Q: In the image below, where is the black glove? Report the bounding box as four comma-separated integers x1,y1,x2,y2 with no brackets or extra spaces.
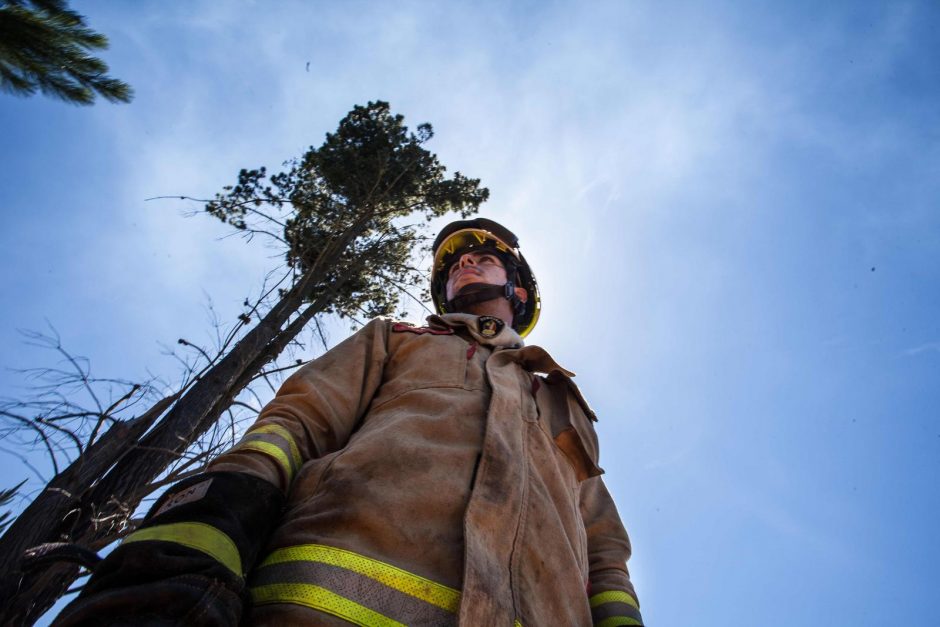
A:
53,471,284,626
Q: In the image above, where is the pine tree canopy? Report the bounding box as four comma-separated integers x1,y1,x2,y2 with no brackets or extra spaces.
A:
0,0,132,105
206,100,490,322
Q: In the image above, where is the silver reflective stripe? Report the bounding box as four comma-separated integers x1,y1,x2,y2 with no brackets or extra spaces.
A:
231,424,301,482
250,544,458,627
590,590,643,626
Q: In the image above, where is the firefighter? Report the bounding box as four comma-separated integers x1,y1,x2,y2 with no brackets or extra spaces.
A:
56,218,643,626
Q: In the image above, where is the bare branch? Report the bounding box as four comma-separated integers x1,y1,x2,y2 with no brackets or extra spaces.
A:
0,410,62,474
250,361,306,382
146,195,290,228
88,384,141,447
376,270,435,315
313,317,329,352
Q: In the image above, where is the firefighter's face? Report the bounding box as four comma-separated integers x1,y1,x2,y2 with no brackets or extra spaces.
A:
445,251,508,300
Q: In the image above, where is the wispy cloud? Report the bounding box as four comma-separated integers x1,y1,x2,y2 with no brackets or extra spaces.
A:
903,341,940,356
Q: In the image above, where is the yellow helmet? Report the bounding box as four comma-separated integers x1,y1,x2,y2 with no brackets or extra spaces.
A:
430,218,541,338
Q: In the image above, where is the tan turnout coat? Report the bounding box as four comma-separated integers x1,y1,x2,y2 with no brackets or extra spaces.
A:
210,313,641,626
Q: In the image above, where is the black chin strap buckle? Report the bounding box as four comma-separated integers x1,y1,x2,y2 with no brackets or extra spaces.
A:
445,282,515,315
504,281,525,320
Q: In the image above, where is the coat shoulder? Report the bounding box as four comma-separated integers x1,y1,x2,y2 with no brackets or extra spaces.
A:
389,320,455,336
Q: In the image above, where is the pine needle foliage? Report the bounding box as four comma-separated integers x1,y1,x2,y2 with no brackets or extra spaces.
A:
206,100,489,321
0,0,132,105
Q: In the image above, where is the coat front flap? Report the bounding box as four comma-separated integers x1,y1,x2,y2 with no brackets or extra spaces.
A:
544,370,603,478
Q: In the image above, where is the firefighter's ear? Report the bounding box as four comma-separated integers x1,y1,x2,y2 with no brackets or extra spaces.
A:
515,286,528,304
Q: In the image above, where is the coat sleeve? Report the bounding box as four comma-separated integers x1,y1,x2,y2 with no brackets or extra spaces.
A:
581,476,644,626
544,371,644,625
208,317,390,493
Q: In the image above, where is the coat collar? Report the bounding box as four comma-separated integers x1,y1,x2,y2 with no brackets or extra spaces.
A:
426,314,576,379
427,313,523,349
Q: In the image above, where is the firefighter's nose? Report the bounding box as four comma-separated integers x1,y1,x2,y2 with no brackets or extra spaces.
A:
458,253,476,268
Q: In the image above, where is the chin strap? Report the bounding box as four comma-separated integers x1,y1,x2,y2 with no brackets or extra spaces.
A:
445,282,525,321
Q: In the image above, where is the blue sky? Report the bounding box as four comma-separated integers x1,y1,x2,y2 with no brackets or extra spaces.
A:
2,1,939,625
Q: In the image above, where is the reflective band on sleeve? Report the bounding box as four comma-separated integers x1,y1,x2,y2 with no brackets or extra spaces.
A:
252,583,405,627
237,441,297,482
596,617,643,627
260,544,461,611
590,590,643,626
122,521,242,576
590,590,639,609
232,424,302,483
249,424,302,467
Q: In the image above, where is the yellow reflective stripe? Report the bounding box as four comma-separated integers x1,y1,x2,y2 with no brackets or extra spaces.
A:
252,583,405,627
237,441,296,482
514,620,523,627
123,521,242,576
261,544,460,611
249,424,302,468
590,590,639,609
596,617,642,627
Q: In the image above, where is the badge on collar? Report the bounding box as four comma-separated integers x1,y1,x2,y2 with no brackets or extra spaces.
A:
477,316,504,338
